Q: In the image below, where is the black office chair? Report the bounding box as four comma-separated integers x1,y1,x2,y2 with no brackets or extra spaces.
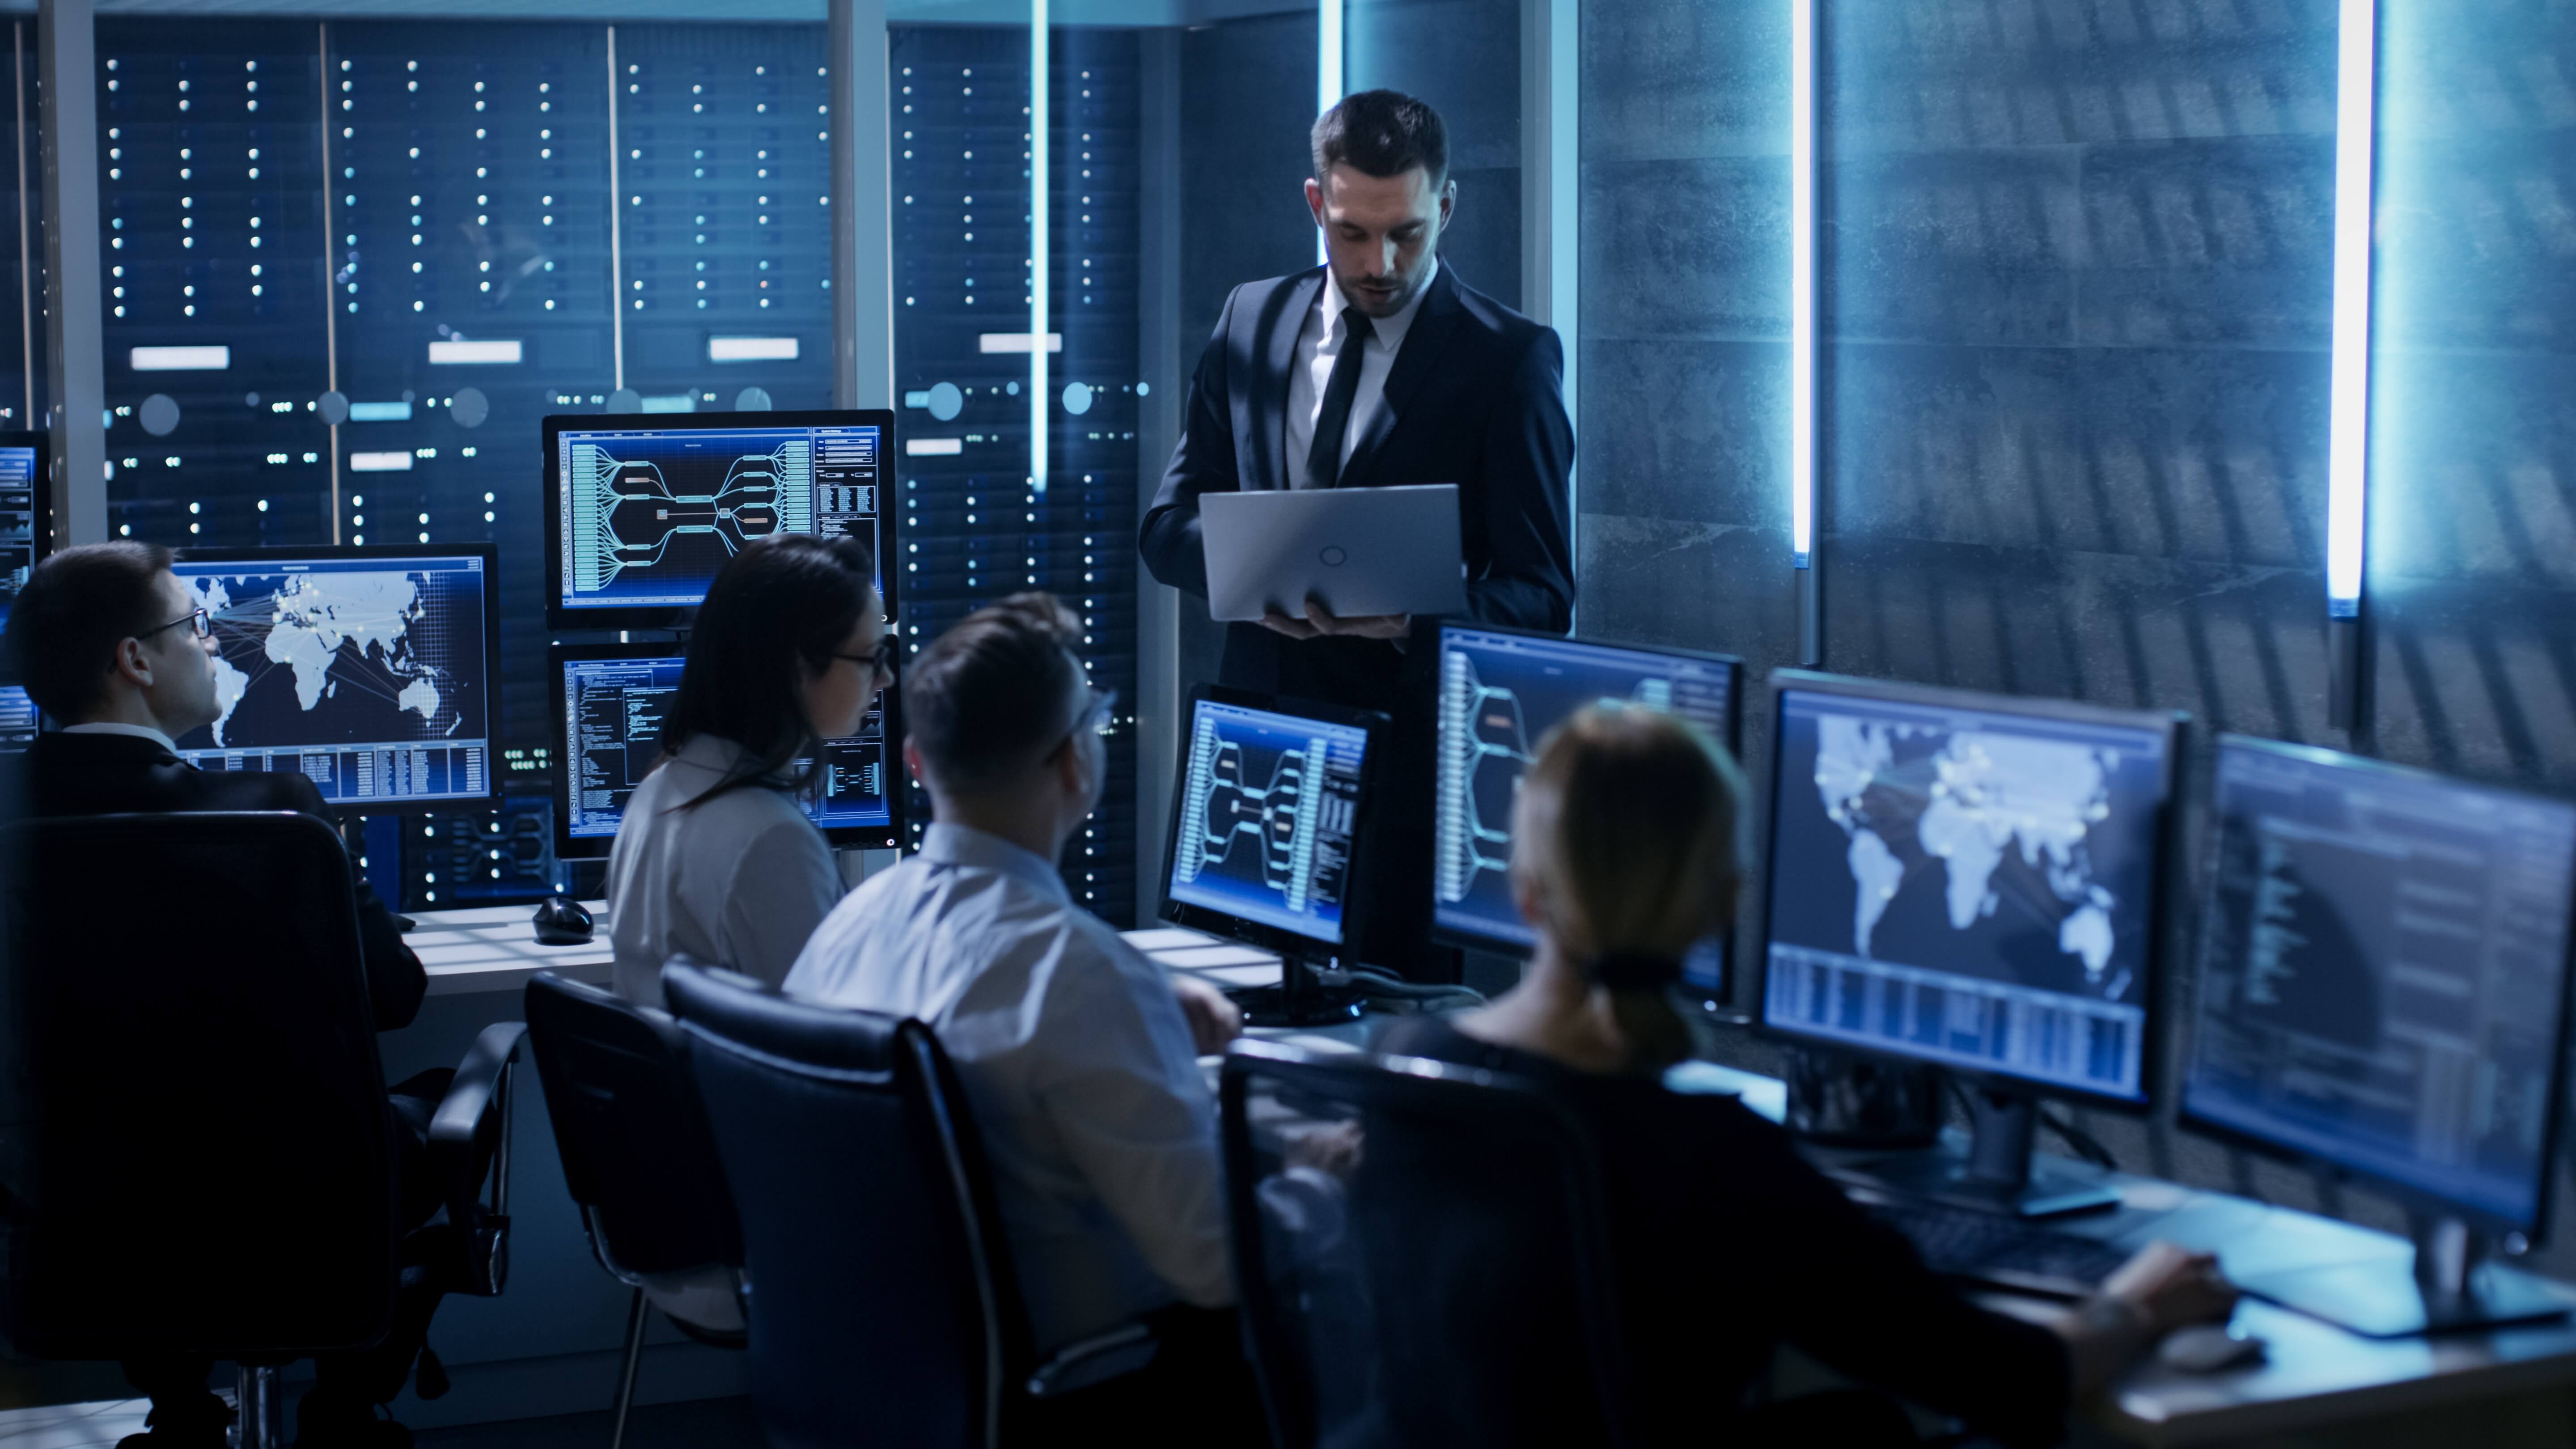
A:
523,969,747,1449
1218,1037,1639,1449
660,962,1164,1449
0,812,522,1448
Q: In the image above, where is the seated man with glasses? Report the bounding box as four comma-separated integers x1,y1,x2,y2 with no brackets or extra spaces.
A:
786,592,1260,1446
2,541,436,1448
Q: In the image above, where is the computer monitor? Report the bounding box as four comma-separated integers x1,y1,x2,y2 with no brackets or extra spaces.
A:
1758,669,2182,1216
2179,737,2576,1336
544,410,896,629
0,683,35,752
167,545,500,811
1432,623,1741,1002
550,641,903,860
1159,685,1383,1026
0,430,50,643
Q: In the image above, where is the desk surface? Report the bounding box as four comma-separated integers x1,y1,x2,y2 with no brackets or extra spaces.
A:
407,902,614,996
405,907,2576,1445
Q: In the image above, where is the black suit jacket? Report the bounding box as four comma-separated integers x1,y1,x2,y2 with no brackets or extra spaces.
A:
19,731,428,1032
1139,263,1575,719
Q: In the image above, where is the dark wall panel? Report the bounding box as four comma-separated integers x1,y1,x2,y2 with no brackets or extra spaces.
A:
1580,0,2576,1273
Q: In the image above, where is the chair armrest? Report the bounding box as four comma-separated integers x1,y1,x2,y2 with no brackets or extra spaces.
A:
1024,1320,1160,1399
429,1021,527,1296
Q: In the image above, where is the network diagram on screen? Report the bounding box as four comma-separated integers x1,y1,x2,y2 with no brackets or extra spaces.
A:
1169,699,1367,945
557,424,883,613
1763,690,2166,1098
167,555,493,806
2184,743,2576,1224
560,652,894,839
1433,628,1732,987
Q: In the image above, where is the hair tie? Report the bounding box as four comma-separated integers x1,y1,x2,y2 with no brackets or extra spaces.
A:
1590,952,1682,991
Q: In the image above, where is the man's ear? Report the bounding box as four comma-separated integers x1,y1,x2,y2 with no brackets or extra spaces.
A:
902,736,925,785
1439,178,1456,225
1305,174,1328,229
111,636,153,690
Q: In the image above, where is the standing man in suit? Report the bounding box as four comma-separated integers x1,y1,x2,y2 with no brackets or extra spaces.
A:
3,542,440,1448
1139,90,1574,975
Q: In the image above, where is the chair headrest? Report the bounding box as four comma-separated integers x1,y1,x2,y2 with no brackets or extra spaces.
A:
525,969,684,1053
661,959,907,1078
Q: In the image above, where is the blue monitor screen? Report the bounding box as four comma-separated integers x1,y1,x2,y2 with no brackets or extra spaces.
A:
1761,687,2169,1102
2183,741,2576,1228
559,652,894,843
0,445,39,636
1168,698,1368,947
555,422,884,614
0,683,34,752
167,553,493,806
1434,626,1734,992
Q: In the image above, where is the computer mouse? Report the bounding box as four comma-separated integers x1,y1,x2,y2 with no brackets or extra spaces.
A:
2157,1324,2266,1375
531,896,595,946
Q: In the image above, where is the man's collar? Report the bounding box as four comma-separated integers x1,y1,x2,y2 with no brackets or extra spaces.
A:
1319,255,1439,349
59,720,182,754
919,822,1070,900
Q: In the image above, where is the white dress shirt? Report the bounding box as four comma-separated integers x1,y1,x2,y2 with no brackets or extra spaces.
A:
1284,256,1438,488
784,823,1232,1352
605,733,843,1006
60,721,181,752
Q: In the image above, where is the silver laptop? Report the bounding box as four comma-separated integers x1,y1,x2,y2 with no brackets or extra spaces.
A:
1201,484,1467,623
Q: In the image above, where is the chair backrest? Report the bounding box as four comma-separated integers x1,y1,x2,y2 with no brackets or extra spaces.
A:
1219,1038,1638,1449
661,962,1028,1449
0,811,396,1362
523,970,742,1291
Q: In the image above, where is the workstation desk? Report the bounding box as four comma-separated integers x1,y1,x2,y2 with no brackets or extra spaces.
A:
395,907,2576,1446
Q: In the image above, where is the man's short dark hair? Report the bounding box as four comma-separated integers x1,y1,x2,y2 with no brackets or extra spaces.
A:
903,591,1086,793
1312,89,1448,188
3,540,175,721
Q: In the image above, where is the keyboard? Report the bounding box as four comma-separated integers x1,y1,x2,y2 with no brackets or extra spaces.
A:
1865,1199,2131,1299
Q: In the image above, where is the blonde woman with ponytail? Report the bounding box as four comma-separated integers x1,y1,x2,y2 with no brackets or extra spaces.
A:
1382,705,2234,1448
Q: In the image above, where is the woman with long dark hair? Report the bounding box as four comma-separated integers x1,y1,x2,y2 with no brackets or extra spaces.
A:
605,531,890,1006
1381,705,2236,1447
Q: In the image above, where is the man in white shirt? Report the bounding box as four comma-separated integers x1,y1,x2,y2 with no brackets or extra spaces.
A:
785,592,1257,1441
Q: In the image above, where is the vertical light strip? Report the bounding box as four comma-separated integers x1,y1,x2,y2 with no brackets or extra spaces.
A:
1788,0,1815,572
1029,0,1049,496
1318,0,1340,264
13,22,30,428
2325,0,2377,619
606,26,627,393
318,22,340,542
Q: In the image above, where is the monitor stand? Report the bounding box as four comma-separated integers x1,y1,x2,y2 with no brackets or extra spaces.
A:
2234,1215,2572,1339
1226,950,1367,1029
1830,1082,2120,1220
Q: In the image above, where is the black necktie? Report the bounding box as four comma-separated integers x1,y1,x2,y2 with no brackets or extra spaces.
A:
1304,305,1377,490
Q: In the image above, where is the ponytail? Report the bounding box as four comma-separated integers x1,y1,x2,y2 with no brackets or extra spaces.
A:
1510,707,1748,1075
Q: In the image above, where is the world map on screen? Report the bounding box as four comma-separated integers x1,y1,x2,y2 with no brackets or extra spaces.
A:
1815,716,2120,983
182,569,471,752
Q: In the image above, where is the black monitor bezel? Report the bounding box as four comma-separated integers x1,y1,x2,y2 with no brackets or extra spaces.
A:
540,408,900,631
0,428,51,657
1425,620,1746,990
1158,682,1388,964
547,639,907,861
166,541,504,817
1752,668,2186,1114
2175,733,2576,1240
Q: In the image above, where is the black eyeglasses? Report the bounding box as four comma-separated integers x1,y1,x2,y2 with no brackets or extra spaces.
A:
1044,686,1118,762
137,607,211,643
834,634,899,682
